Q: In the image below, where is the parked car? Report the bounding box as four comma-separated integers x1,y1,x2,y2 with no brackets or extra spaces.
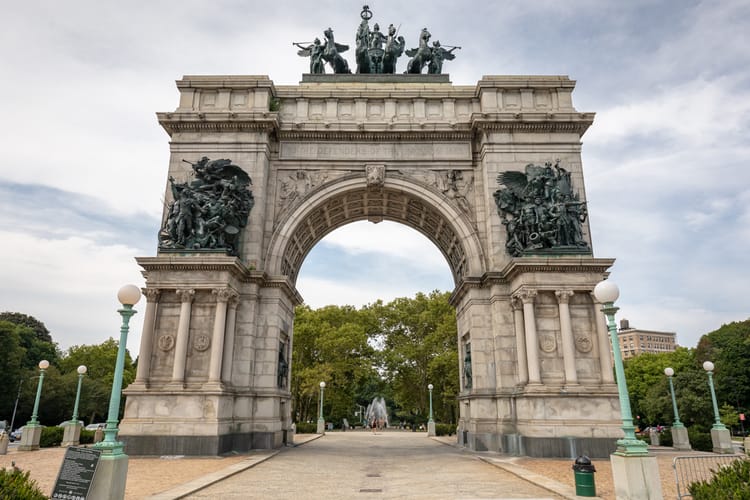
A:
85,423,105,431
9,429,22,442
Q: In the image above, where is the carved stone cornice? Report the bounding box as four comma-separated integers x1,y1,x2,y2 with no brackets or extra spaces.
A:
157,112,278,136
471,113,594,136
138,256,250,278
500,257,615,283
277,130,472,142
262,275,304,306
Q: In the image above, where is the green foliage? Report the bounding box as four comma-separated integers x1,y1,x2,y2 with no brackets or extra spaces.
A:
696,319,750,423
0,465,47,500
688,457,750,499
688,428,713,452
79,429,95,444
435,423,455,436
291,291,459,429
0,312,52,343
40,426,63,447
659,430,673,447
294,422,317,434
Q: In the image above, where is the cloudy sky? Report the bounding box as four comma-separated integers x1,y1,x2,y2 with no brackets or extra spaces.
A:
1,0,747,357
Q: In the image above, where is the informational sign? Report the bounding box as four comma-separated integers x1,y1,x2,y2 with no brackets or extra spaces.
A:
51,446,101,500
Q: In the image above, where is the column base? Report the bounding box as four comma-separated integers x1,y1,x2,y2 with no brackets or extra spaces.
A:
610,453,663,499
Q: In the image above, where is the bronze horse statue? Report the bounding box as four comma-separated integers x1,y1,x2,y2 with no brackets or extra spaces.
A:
322,27,351,74
405,28,432,74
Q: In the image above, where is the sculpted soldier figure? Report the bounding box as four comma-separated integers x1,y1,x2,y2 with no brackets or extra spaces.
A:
294,38,326,74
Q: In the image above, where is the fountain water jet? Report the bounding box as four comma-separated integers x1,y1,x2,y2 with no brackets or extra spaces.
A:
365,397,389,430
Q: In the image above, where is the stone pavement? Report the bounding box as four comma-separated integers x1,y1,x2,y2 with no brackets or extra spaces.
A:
168,431,569,499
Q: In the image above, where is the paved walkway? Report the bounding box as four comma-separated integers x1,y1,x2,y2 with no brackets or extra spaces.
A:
178,431,565,499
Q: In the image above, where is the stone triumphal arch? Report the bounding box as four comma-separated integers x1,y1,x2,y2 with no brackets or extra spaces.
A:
120,70,622,458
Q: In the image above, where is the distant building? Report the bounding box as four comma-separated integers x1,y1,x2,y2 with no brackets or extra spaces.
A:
616,319,677,359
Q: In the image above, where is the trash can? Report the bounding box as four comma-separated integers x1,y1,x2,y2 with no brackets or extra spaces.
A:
572,455,596,497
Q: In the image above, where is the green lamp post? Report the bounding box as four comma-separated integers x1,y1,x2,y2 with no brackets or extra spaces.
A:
663,367,683,428
427,383,436,437
95,284,141,454
27,360,50,426
427,384,434,423
702,361,726,430
317,381,326,434
71,365,88,423
593,280,648,456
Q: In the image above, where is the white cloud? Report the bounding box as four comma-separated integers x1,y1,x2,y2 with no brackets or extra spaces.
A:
0,231,145,353
318,221,450,272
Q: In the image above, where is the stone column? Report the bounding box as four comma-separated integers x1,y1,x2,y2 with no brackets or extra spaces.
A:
511,297,528,385
134,288,160,385
519,290,541,384
171,289,195,386
208,288,234,384
221,295,240,384
555,290,578,385
591,293,615,384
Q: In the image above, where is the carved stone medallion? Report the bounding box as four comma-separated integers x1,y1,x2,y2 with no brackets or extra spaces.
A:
157,334,175,352
194,334,211,352
539,334,557,353
575,334,593,353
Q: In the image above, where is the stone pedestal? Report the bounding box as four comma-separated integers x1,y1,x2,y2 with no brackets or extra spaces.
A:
0,434,8,455
427,421,436,437
710,427,733,454
18,424,42,451
317,420,325,434
88,454,128,500
649,429,660,446
61,422,82,447
744,437,750,456
610,454,663,499
670,426,691,451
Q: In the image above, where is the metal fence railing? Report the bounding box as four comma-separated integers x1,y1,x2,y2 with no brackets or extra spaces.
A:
673,454,745,499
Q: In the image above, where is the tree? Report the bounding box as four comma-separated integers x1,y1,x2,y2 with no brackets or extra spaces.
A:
372,291,459,425
695,319,750,423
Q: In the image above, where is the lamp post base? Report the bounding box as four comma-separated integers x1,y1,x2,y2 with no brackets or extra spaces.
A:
710,427,733,454
427,421,436,437
671,426,691,451
18,424,42,451
61,422,83,447
88,453,128,500
317,419,325,435
610,454,663,500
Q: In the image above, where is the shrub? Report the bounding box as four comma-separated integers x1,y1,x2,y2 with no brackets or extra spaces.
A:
660,430,673,447
435,424,455,437
688,429,713,452
294,422,317,434
688,457,750,499
40,426,63,448
0,465,47,500
79,429,95,444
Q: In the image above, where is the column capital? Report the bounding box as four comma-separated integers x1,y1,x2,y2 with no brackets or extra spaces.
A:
213,288,238,303
555,290,574,304
516,289,537,305
143,288,161,302
510,296,523,311
176,289,196,303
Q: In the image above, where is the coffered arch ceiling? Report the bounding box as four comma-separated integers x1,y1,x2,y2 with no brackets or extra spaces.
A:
268,175,485,287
